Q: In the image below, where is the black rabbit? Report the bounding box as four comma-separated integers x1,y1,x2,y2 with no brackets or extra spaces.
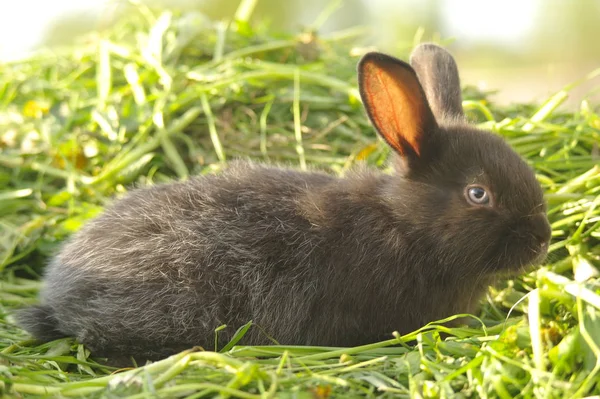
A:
17,44,551,359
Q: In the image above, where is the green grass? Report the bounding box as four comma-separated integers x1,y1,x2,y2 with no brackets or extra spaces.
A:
1,3,600,398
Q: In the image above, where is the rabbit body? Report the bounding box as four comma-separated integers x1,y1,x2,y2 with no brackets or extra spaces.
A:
20,161,487,357
18,44,551,359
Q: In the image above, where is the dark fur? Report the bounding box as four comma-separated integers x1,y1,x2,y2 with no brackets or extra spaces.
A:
17,44,551,359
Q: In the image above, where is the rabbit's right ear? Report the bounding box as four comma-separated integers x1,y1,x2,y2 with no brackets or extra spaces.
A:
358,52,438,163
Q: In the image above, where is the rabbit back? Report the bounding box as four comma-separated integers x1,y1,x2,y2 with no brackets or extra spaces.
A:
25,163,335,356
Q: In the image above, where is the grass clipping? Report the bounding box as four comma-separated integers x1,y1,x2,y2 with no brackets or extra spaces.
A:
1,6,600,399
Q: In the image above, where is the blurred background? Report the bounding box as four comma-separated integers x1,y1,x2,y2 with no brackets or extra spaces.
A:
1,0,599,108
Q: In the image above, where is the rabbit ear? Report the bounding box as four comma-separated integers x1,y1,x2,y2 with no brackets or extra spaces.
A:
409,43,464,121
358,52,437,160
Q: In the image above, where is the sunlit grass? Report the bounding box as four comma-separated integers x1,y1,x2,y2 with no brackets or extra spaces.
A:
1,2,599,398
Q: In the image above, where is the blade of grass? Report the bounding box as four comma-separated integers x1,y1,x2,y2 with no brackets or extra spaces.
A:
200,93,226,163
293,68,306,170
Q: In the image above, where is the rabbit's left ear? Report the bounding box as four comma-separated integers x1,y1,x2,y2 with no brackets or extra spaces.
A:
358,52,438,160
409,43,465,121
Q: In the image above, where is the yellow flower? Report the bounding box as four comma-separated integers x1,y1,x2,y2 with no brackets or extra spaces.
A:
23,100,49,118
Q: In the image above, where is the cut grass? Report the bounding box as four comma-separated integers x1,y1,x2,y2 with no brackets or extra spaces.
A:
1,3,600,398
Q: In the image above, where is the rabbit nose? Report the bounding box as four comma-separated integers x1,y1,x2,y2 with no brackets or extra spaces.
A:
530,213,551,247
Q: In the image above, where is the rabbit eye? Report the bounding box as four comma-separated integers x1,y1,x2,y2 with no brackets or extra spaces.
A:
465,185,491,206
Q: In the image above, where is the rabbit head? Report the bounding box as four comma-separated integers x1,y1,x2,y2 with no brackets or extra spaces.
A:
357,44,551,277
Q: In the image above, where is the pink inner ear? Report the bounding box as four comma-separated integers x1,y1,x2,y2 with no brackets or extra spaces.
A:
362,60,427,157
